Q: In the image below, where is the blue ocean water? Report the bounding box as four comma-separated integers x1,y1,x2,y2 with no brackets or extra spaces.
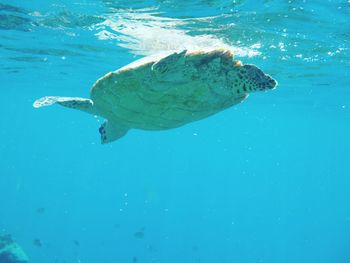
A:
1,0,350,262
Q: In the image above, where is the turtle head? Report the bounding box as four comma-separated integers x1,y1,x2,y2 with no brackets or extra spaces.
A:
234,63,277,93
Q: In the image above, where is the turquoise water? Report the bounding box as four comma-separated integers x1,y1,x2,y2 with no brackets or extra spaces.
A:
1,0,350,262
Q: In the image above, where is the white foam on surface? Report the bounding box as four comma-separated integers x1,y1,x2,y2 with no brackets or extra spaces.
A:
93,10,260,58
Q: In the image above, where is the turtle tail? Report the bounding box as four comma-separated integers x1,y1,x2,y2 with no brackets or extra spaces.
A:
33,96,96,115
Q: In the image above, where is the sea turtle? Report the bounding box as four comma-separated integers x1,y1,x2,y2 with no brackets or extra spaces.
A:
33,49,277,144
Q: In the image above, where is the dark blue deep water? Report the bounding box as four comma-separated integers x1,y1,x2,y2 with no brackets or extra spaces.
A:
1,1,350,262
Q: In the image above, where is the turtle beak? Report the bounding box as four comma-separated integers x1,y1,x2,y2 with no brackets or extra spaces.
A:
263,74,278,90
254,67,277,91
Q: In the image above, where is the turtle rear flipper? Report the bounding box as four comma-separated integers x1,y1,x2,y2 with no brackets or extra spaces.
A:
99,121,129,144
33,96,96,115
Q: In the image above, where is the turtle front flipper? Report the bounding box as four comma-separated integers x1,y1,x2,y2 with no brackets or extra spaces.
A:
33,96,96,115
150,50,187,86
99,121,129,144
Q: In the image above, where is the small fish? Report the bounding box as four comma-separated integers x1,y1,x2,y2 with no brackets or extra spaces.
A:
36,208,46,214
134,227,145,239
73,240,80,246
132,256,138,263
33,238,42,247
